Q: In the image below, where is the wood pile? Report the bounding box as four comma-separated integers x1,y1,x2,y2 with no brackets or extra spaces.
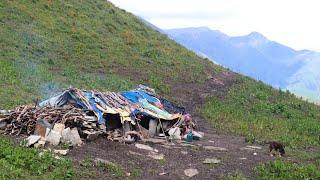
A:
0,105,100,137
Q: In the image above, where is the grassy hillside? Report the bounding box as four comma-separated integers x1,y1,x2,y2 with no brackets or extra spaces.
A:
1,0,320,178
202,76,320,148
1,0,216,109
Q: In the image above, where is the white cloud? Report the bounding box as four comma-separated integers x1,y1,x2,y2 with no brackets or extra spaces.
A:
110,0,320,51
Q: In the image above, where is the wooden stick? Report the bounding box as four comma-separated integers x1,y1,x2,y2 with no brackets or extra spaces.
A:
16,106,28,122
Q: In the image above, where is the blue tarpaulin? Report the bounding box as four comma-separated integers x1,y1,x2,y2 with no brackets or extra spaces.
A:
39,85,185,125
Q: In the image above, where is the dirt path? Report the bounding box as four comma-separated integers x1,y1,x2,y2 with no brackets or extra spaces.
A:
68,116,275,179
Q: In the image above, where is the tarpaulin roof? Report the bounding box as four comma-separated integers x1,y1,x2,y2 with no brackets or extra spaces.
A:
39,85,185,125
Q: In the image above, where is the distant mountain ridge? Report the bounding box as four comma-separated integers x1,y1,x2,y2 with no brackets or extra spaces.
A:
165,27,320,103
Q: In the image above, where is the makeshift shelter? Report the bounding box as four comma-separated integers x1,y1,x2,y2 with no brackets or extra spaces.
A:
0,85,199,146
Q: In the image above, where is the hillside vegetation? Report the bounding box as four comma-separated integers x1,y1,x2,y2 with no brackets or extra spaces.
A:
0,137,74,179
1,0,319,178
1,0,213,109
202,76,320,148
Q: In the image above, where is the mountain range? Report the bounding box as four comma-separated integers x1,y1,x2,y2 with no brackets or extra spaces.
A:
165,27,320,103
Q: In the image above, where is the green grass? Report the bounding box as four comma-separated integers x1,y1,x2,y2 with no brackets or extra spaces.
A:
256,159,320,180
202,76,320,148
0,0,211,109
0,137,75,179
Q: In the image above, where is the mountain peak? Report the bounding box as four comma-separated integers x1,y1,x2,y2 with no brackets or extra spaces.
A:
247,31,267,40
237,31,269,46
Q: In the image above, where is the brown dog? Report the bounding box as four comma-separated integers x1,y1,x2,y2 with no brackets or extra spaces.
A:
269,141,285,157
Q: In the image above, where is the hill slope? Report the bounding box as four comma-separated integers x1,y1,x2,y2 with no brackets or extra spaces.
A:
165,27,320,103
1,0,320,178
1,0,319,150
1,0,217,109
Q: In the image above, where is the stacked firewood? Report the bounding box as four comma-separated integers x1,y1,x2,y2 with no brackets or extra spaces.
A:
0,105,90,136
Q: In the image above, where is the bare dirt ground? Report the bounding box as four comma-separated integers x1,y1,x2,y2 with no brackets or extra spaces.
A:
67,70,278,179
69,118,275,179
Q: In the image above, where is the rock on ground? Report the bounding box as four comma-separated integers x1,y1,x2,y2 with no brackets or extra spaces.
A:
94,158,114,166
203,158,221,164
184,168,199,177
45,130,61,146
61,128,82,146
148,152,164,160
135,143,158,152
203,146,228,151
54,149,69,155
25,135,41,147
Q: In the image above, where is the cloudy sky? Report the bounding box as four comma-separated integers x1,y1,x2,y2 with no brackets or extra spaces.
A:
109,0,320,51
